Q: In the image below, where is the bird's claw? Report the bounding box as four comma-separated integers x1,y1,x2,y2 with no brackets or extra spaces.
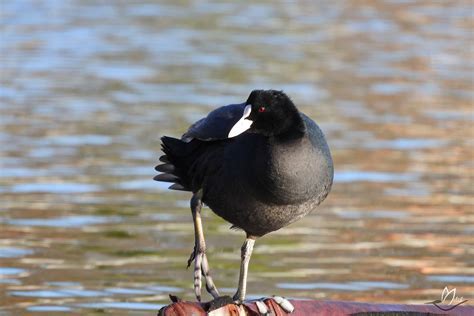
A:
255,300,269,315
187,246,196,268
272,295,294,313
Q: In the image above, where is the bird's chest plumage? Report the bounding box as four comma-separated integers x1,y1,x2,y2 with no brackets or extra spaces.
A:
260,137,324,204
202,133,333,236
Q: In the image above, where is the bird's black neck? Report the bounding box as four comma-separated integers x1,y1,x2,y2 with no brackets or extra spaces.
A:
272,112,306,143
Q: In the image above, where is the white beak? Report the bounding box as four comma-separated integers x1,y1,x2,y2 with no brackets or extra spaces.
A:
228,104,253,138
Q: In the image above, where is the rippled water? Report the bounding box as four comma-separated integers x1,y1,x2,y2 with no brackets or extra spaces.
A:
1,0,473,315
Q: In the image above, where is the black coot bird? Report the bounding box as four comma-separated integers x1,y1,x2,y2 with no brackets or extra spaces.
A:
154,90,333,308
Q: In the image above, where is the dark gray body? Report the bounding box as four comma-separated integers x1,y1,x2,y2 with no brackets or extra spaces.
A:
198,114,333,236
157,104,333,237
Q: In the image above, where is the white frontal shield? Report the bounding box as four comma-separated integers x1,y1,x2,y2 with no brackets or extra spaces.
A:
228,104,253,138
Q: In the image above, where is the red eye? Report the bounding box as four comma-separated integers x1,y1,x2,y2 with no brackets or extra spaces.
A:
258,106,266,113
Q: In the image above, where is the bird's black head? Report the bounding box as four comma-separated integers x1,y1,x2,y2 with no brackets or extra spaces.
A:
228,90,305,139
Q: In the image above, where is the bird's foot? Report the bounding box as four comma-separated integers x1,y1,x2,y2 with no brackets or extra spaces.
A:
252,296,294,315
187,245,220,301
205,295,293,315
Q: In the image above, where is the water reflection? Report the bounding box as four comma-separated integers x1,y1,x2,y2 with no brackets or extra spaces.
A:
7,183,102,194
26,306,72,312
335,171,419,183
78,302,164,311
0,267,27,276
1,0,472,314
0,247,34,258
5,215,121,227
278,281,409,291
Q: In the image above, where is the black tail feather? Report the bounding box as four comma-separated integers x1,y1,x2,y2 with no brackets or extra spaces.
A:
154,163,175,173
153,173,179,183
154,136,193,192
159,155,169,163
169,183,187,191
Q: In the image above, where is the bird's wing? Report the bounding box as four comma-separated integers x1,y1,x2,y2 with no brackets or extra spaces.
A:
181,103,246,142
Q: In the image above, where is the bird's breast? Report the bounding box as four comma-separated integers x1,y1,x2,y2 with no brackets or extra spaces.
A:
250,135,333,205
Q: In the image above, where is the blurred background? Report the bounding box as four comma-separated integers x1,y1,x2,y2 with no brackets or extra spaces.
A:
1,0,473,315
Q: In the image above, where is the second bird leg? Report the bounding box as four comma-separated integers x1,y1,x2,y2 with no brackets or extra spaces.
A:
188,193,219,301
233,236,256,303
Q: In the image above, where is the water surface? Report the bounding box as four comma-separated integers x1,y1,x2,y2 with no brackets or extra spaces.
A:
1,0,472,315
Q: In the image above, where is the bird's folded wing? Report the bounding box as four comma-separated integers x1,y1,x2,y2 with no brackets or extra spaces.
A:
181,103,246,142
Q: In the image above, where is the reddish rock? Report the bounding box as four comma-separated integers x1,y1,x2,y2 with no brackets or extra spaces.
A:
158,297,473,316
